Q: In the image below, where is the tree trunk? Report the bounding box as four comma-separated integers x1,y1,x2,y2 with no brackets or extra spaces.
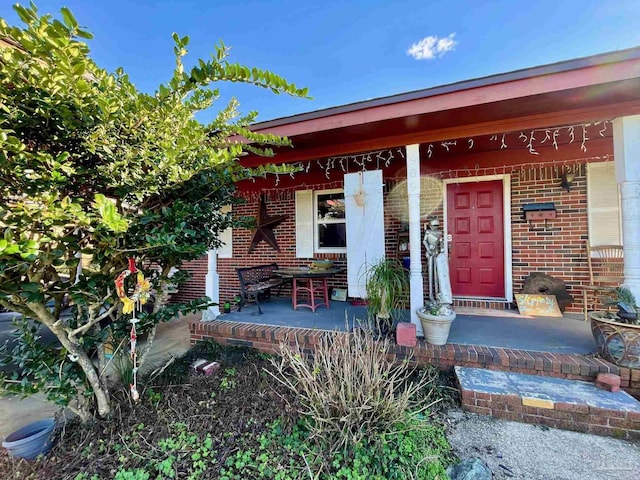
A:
28,302,112,419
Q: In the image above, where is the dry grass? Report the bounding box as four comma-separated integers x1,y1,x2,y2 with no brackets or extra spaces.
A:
268,329,440,452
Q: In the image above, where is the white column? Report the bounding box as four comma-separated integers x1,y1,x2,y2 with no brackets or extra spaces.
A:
202,250,220,321
613,115,640,301
406,144,425,335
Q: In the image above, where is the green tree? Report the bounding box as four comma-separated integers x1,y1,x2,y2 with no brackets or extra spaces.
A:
0,3,307,419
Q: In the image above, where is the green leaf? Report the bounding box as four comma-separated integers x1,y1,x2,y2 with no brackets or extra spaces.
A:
60,7,78,29
93,194,129,233
75,28,94,39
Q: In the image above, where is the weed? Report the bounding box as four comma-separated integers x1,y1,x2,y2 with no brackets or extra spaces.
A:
146,388,162,406
114,469,149,480
269,329,441,451
219,376,236,391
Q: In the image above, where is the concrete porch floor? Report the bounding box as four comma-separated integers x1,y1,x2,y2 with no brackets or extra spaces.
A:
218,297,595,355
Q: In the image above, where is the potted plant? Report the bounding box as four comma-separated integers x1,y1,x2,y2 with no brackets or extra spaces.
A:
416,301,456,346
364,259,409,336
589,286,640,368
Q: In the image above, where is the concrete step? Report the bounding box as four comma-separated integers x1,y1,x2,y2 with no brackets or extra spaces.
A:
455,366,640,440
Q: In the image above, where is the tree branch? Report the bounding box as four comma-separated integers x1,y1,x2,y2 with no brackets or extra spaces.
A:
68,303,117,341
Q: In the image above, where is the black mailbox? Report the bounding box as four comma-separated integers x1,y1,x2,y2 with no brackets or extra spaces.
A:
522,202,557,221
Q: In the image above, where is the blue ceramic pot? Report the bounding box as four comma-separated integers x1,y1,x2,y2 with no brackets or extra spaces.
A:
2,417,56,460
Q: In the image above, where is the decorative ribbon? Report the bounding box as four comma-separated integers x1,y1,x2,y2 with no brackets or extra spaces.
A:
114,258,150,402
115,258,151,314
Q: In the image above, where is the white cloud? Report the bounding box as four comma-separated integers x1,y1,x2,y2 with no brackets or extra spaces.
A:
407,33,458,60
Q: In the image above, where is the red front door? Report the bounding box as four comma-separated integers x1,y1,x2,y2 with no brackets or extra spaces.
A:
447,180,505,298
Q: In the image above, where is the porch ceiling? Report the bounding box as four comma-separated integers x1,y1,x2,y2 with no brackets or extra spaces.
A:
242,47,640,167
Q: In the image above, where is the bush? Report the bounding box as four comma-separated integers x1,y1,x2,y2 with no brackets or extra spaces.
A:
269,329,441,452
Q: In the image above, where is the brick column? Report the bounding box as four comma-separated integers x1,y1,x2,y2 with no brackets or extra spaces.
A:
406,144,425,335
613,115,640,301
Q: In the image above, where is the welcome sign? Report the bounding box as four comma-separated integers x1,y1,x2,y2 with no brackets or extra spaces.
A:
515,294,563,317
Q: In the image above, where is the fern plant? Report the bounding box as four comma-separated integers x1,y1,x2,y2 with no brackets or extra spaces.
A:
365,259,409,332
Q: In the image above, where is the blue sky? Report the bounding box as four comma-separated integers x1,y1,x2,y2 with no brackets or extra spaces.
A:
2,1,640,123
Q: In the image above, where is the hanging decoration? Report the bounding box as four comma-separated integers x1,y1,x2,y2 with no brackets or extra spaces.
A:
416,154,605,182
248,195,289,253
238,119,611,201
114,258,150,402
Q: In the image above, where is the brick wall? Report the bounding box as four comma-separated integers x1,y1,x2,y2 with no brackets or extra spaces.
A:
190,320,640,399
175,157,612,313
170,257,207,303
511,164,589,311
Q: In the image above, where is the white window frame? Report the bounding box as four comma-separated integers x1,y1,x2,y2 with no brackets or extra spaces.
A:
314,188,346,254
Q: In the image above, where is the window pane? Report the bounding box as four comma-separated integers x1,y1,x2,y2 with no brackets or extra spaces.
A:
317,193,345,220
318,223,346,248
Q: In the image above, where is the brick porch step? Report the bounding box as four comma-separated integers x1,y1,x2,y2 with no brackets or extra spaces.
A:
455,366,640,440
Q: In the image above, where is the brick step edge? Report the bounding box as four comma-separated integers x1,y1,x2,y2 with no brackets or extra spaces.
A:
460,387,640,441
190,320,640,397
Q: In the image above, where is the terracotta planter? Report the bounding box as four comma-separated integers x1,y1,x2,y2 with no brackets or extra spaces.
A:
2,417,56,460
589,311,640,368
416,308,456,345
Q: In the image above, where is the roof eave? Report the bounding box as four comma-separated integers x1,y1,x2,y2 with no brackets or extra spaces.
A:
252,46,640,133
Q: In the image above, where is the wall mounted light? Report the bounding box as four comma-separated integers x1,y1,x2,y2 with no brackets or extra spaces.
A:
560,171,575,192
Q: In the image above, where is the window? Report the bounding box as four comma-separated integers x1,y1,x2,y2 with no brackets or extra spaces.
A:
315,189,346,252
587,162,622,247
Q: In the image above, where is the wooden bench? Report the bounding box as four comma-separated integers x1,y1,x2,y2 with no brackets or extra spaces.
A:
236,263,288,314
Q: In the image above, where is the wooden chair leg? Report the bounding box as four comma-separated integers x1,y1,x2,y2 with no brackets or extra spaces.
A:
309,278,317,312
582,289,588,322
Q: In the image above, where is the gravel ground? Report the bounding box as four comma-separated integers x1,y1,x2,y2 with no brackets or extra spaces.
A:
446,409,640,480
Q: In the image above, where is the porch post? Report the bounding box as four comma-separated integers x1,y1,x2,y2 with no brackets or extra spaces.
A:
202,250,220,321
613,115,640,301
406,144,425,335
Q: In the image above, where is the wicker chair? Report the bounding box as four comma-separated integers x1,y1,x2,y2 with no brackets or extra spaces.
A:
577,243,623,321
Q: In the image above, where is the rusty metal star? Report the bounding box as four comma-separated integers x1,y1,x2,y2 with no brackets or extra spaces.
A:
248,196,289,253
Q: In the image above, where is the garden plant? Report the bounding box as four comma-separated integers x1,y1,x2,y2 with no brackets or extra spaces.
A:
0,2,308,420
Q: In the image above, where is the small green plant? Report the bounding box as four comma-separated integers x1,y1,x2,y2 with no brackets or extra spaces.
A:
147,388,162,406
114,469,150,480
219,376,236,391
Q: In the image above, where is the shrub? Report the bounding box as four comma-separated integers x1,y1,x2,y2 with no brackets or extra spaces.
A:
269,329,441,453
0,3,307,420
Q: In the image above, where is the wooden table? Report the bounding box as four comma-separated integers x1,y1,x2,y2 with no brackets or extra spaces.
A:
273,267,343,312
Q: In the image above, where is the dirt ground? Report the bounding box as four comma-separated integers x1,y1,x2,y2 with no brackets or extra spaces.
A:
446,408,640,480
0,345,300,479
